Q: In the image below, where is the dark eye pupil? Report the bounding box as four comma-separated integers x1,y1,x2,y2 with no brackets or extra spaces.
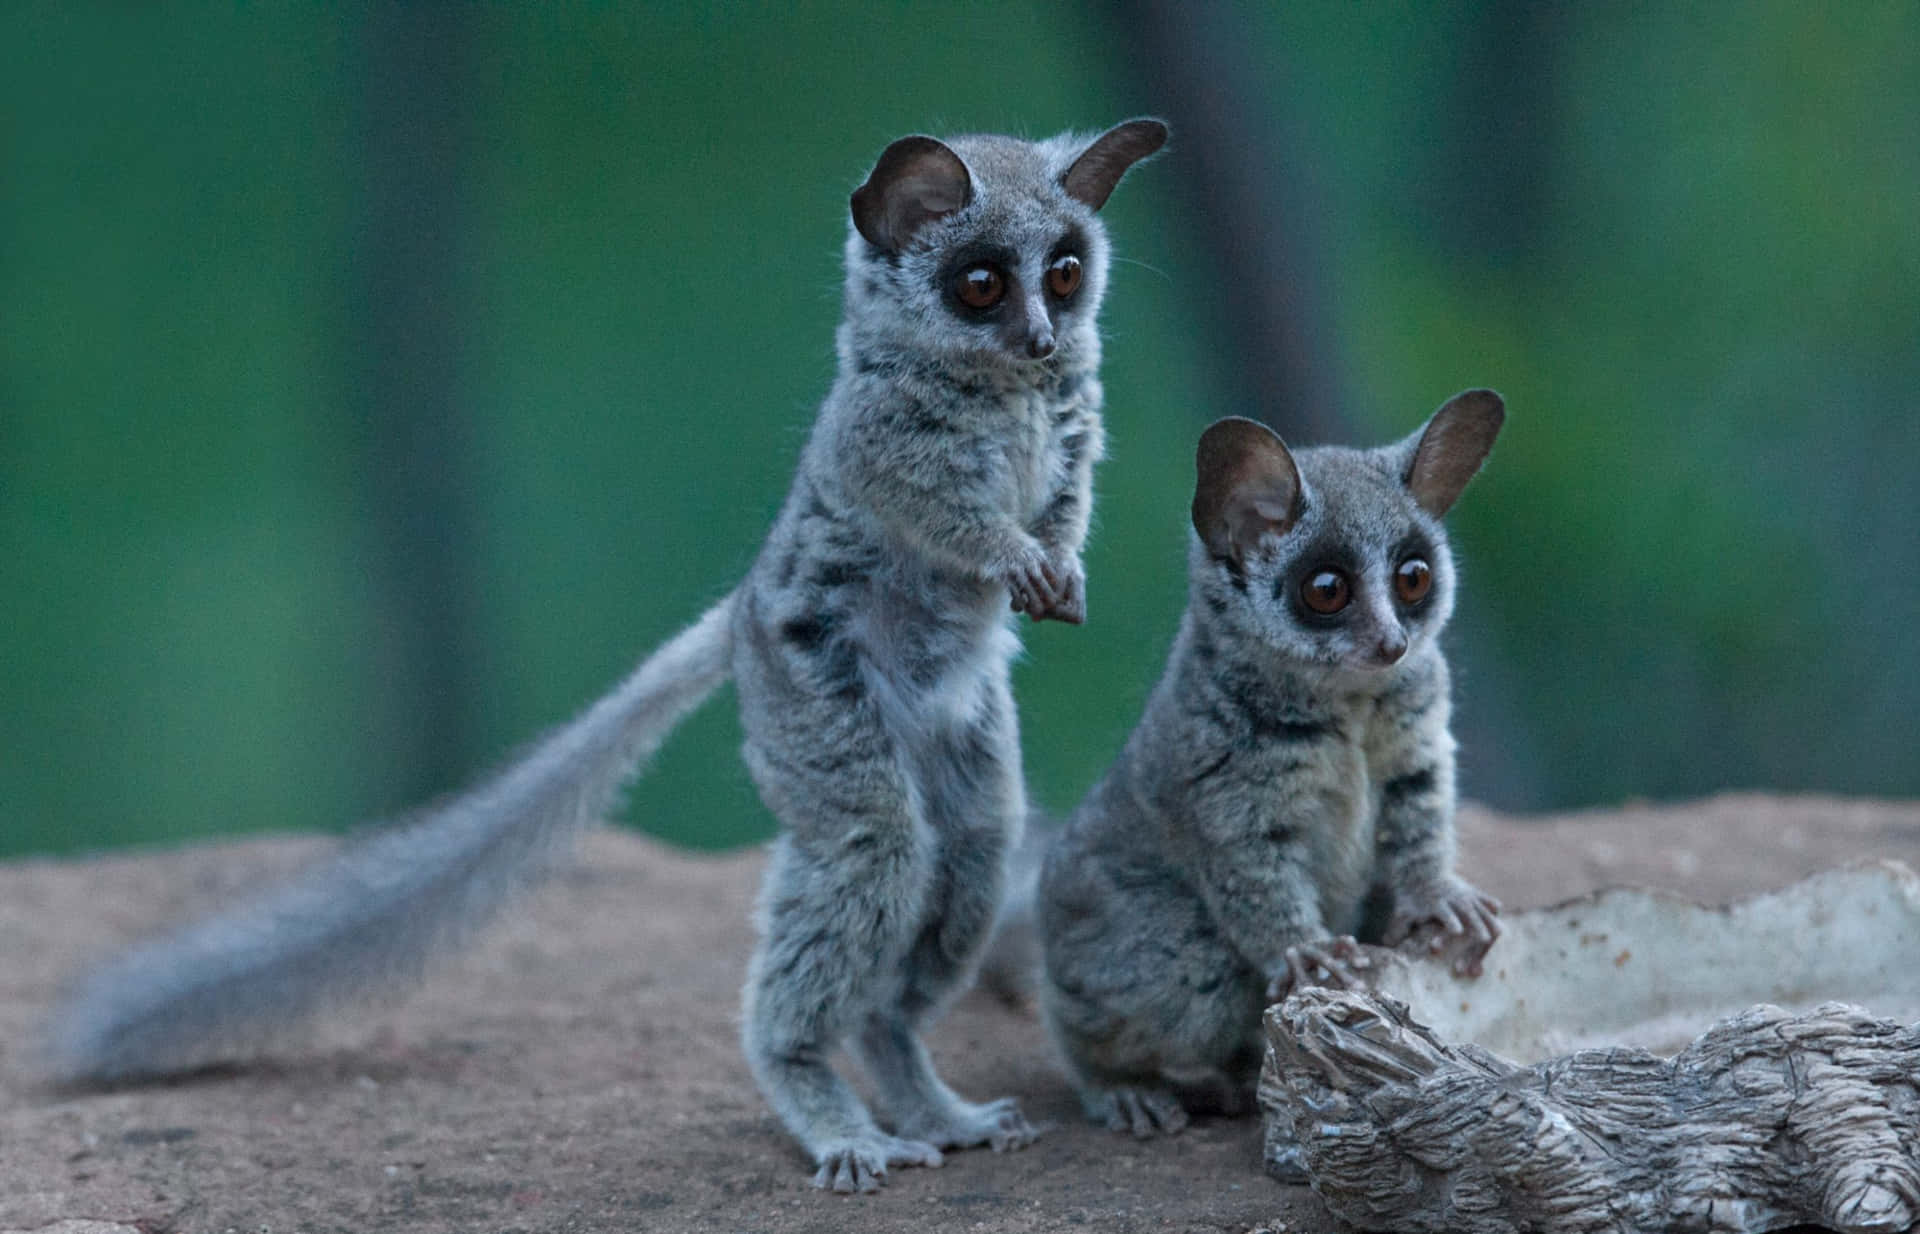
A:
1048,254,1082,297
1302,570,1349,614
957,266,1003,308
1396,559,1431,602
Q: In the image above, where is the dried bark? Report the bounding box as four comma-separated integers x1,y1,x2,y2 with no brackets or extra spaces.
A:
1261,988,1920,1234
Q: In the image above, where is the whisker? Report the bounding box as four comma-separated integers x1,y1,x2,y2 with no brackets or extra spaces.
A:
1111,256,1173,283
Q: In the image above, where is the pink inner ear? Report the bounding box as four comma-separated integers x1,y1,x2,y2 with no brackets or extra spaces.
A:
883,162,969,248
1193,416,1301,562
902,172,966,216
853,136,972,253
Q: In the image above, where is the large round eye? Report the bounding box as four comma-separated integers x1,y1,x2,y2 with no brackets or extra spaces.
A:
1301,569,1351,615
1394,558,1432,605
954,265,1006,309
1046,253,1082,298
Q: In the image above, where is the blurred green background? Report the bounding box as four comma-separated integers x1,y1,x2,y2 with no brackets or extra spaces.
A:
5,3,1916,859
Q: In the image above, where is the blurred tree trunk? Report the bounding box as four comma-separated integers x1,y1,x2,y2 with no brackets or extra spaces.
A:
1102,0,1350,445
1421,0,1564,267
345,3,480,806
1100,0,1546,809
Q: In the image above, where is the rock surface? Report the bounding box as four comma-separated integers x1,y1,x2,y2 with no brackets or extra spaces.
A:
5,794,1919,1234
1318,860,1920,1063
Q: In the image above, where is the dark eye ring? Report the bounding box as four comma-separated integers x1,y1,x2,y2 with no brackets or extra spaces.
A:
1395,558,1432,605
955,264,1006,309
1046,253,1082,299
1301,569,1351,615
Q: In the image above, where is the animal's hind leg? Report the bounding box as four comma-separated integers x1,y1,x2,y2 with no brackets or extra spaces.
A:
853,1012,1036,1151
1076,1081,1192,1139
1038,857,1259,1139
850,675,1036,1152
738,706,943,1193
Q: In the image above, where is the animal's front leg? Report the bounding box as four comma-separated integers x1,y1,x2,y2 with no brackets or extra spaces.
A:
1372,662,1501,976
1184,717,1363,1001
1017,408,1101,625
839,411,1057,612
1191,803,1340,1003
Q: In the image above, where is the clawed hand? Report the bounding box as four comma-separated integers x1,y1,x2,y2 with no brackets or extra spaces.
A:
1266,935,1370,1002
1005,557,1085,625
1384,878,1502,977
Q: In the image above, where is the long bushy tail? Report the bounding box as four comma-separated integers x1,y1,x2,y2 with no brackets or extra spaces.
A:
46,595,737,1084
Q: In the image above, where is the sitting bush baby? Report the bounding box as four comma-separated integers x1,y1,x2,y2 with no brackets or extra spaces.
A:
1038,392,1506,1136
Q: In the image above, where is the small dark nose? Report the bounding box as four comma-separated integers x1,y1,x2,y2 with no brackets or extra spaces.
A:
1023,296,1055,359
1376,633,1408,664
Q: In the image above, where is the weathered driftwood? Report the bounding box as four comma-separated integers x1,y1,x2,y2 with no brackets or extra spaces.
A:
1261,990,1920,1234
1259,997,1920,1234
1258,863,1920,1232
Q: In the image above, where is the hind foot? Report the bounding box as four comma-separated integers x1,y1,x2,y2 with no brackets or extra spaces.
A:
1082,1084,1189,1138
809,1132,944,1194
896,1095,1037,1153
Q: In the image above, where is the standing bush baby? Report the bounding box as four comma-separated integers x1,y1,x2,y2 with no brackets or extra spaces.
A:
47,119,1168,1195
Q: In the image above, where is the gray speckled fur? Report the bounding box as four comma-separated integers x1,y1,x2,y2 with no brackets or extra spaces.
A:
46,122,1163,1195
1038,398,1503,1135
735,126,1157,1188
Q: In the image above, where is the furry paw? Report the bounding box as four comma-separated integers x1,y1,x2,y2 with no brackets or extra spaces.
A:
1266,935,1370,1002
809,1133,943,1194
1002,550,1059,618
1035,564,1086,625
1003,553,1085,625
898,1096,1038,1153
1384,877,1502,976
1083,1085,1189,1138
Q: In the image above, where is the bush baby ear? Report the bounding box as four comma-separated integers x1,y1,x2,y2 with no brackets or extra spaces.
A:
851,136,972,254
1402,389,1505,517
1061,118,1169,211
1193,416,1303,565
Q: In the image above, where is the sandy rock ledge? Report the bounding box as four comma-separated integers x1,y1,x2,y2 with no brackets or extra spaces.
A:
4,794,1918,1234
